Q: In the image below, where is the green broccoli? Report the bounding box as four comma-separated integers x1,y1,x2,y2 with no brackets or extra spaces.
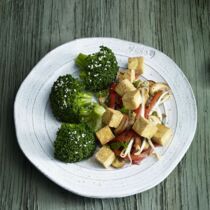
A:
81,103,105,132
72,92,105,131
75,46,118,91
54,123,96,163
50,74,84,122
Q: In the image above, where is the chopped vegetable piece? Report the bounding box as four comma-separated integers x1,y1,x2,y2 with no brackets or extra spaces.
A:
132,116,158,139
108,83,117,109
128,57,144,76
149,82,169,95
114,115,129,134
122,89,142,110
115,79,136,96
95,146,115,168
131,148,152,164
102,108,124,128
113,130,136,142
118,69,135,83
96,126,115,145
148,115,162,125
120,138,134,159
110,141,128,150
147,139,160,160
152,124,173,146
96,89,109,105
112,157,125,168
145,91,163,118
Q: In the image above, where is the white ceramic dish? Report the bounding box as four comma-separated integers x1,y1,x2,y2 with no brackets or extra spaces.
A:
14,38,197,198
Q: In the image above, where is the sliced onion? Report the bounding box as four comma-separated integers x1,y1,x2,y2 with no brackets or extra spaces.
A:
114,115,129,134
148,115,162,125
147,139,161,160
148,91,171,116
149,83,169,95
134,139,146,155
120,138,134,158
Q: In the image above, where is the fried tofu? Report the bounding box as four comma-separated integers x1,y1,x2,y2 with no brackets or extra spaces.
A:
96,126,115,145
128,57,144,75
118,69,135,83
122,89,142,110
95,146,115,168
152,124,173,146
115,79,136,96
102,108,124,128
132,116,158,139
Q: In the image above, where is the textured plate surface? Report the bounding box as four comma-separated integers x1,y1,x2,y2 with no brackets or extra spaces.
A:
14,38,197,198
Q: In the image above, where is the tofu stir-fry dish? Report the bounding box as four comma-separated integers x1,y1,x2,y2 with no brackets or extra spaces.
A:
50,46,173,169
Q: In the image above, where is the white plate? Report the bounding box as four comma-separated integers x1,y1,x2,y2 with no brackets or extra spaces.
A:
14,38,197,198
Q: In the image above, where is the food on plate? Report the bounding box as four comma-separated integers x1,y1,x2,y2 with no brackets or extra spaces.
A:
50,75,84,122
122,89,142,110
102,108,124,128
96,126,115,145
50,74,105,131
72,92,106,131
117,69,135,83
128,57,144,75
115,79,136,96
111,157,126,168
95,146,115,168
152,124,173,146
50,46,173,168
54,123,96,162
132,116,158,139
75,46,118,91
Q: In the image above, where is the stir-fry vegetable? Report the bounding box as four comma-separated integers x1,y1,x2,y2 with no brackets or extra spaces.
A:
145,91,163,119
94,54,173,168
51,47,173,169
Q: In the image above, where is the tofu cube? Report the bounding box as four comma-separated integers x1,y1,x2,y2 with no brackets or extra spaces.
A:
102,108,124,128
122,90,142,110
118,69,135,83
96,126,115,145
132,116,158,139
152,124,173,146
128,57,144,75
95,146,115,168
115,79,136,96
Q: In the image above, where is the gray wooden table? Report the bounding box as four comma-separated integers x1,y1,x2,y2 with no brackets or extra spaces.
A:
0,0,210,209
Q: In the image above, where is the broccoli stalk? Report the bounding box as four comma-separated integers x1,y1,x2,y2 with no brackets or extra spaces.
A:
85,103,106,132
72,92,105,131
73,92,93,116
75,53,88,70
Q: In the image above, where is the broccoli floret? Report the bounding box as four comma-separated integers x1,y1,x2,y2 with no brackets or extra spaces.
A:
75,46,118,91
54,123,96,163
72,92,105,131
50,75,84,122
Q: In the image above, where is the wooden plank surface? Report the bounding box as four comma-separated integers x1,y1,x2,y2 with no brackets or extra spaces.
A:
0,0,209,209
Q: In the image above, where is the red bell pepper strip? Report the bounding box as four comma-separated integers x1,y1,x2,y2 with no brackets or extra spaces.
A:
134,105,142,119
109,83,117,109
112,130,136,142
145,91,162,119
131,147,152,164
113,147,152,164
